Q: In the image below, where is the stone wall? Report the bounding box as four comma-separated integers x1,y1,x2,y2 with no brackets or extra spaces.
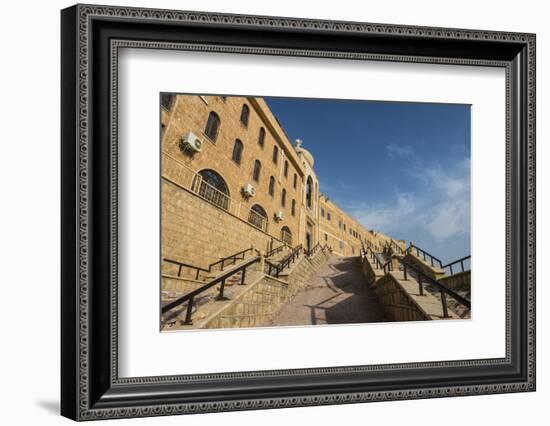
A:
162,180,285,273
440,271,471,293
402,252,445,280
360,256,458,321
162,95,303,246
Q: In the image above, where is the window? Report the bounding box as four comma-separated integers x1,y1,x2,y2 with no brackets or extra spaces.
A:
338,221,342,229
321,208,325,218
240,104,250,126
231,139,243,165
252,160,261,182
269,176,275,197
284,160,289,178
343,224,346,231
194,169,229,210
306,176,313,208
281,226,292,246
248,204,268,231
281,188,287,207
204,111,220,142
258,127,265,148
291,199,296,216
293,173,297,189
325,233,328,241
327,212,331,221
161,94,175,110
272,145,278,164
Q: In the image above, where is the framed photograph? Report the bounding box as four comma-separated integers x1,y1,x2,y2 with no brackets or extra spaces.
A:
61,4,536,420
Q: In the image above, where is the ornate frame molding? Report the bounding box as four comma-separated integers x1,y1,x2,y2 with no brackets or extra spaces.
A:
61,4,535,420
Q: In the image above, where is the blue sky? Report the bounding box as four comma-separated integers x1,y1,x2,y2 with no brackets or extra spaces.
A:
265,97,471,263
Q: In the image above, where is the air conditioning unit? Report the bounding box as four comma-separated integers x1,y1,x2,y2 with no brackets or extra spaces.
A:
242,183,256,198
180,131,203,153
275,211,284,221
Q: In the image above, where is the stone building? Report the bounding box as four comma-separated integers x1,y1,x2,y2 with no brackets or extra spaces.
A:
160,94,396,272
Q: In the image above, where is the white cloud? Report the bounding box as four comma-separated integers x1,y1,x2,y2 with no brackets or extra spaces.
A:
386,143,413,159
350,157,470,251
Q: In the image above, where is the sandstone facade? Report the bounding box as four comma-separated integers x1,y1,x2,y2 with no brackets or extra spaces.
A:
161,94,395,271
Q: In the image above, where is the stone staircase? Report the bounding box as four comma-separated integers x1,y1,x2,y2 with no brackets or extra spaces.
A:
360,243,471,321
162,245,332,330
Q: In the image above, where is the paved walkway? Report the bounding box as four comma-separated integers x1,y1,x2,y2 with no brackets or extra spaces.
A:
270,256,386,326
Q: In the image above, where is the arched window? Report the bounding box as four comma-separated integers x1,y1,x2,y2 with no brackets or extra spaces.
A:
281,188,287,207
240,104,250,126
272,145,278,164
281,226,292,246
252,160,261,182
248,204,268,231
306,176,313,208
291,199,296,216
258,127,266,148
268,176,275,197
293,173,297,189
231,139,244,165
284,160,289,177
194,169,230,210
204,111,220,142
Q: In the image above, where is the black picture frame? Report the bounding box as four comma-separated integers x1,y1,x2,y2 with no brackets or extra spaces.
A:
61,4,536,421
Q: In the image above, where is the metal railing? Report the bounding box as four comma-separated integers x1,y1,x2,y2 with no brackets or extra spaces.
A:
247,208,268,231
389,238,405,254
281,230,293,246
163,152,270,233
265,245,303,278
164,247,254,281
406,243,443,269
442,255,471,276
163,258,209,280
162,256,262,324
399,258,471,318
266,244,287,258
306,243,321,257
209,247,254,272
365,245,391,273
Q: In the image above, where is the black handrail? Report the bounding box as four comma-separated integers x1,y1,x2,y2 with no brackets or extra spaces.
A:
265,245,303,277
163,258,209,280
163,246,254,280
442,255,471,275
398,257,471,317
266,244,286,258
389,239,405,255
209,247,254,271
306,243,321,257
365,245,389,272
406,243,443,268
162,256,262,324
